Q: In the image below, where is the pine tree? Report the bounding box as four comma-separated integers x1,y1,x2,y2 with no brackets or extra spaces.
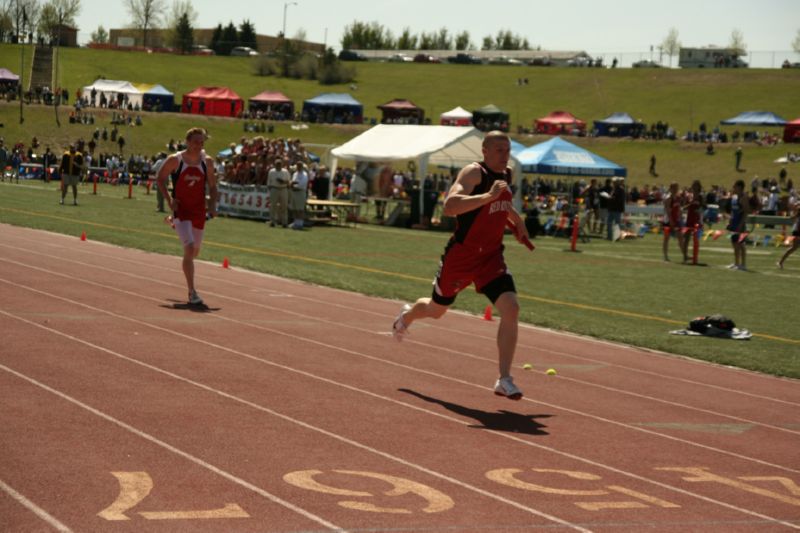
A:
209,24,222,54
239,19,257,50
220,21,238,55
174,12,193,54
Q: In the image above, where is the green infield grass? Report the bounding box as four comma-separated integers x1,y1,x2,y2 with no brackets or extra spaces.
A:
1,179,798,378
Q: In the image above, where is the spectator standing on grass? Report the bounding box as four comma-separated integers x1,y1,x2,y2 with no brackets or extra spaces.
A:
735,146,743,171
727,179,750,271
606,177,626,241
289,162,309,230
391,132,531,401
152,152,168,212
776,203,800,269
59,145,84,205
267,158,290,227
597,178,611,236
156,127,218,305
582,178,599,233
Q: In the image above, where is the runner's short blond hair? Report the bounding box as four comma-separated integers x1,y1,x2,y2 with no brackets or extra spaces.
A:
482,130,510,147
185,127,208,141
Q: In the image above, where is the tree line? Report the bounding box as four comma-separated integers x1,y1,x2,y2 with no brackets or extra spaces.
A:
341,21,533,51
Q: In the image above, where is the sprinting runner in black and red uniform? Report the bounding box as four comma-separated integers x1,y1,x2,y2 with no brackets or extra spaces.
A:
392,131,532,400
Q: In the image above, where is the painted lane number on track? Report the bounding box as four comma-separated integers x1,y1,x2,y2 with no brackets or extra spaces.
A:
658,467,800,507
283,470,454,514
486,468,680,511
97,472,249,521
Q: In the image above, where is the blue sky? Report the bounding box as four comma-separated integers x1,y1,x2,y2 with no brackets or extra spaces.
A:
75,0,798,61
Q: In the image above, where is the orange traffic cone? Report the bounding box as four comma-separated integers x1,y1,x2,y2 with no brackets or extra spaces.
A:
80,231,86,241
222,257,230,269
483,304,493,321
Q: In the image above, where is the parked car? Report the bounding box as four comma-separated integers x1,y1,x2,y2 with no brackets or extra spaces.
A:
566,56,592,67
632,59,662,68
488,56,524,66
413,53,441,63
527,56,552,66
338,49,368,61
190,45,214,56
230,46,258,57
388,53,413,63
447,53,482,64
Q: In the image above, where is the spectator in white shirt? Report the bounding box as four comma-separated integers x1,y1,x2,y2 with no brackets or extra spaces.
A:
290,162,309,230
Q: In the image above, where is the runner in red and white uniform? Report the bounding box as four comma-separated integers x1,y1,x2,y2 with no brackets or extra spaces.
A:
392,131,531,400
157,127,218,305
662,181,685,262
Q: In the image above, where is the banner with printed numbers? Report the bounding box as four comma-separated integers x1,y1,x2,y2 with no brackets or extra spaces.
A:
217,181,270,220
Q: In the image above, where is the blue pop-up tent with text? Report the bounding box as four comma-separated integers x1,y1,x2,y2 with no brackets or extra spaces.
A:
515,137,626,177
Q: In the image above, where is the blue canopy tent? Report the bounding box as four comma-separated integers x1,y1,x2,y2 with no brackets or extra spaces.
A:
593,112,645,137
516,137,626,177
509,139,527,155
302,93,363,124
720,111,788,126
134,83,175,112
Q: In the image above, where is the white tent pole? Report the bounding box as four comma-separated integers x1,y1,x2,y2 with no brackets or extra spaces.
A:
418,155,429,225
328,157,338,200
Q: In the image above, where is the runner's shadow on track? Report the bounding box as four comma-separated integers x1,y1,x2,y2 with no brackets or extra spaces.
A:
161,299,221,313
399,389,550,436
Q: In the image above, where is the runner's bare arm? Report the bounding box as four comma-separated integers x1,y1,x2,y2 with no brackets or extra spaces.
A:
205,156,218,216
443,163,507,217
157,155,179,211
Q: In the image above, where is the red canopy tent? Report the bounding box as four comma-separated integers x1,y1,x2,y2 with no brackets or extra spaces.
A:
378,98,425,124
535,110,587,135
249,90,294,119
783,118,800,143
182,86,243,117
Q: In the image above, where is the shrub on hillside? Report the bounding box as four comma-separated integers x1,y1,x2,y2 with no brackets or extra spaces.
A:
318,63,356,85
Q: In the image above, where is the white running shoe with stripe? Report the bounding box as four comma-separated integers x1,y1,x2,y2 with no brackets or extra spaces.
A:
494,376,523,400
392,304,412,342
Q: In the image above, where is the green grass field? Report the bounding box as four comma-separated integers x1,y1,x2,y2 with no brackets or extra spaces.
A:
2,44,799,379
1,179,798,378
2,43,799,190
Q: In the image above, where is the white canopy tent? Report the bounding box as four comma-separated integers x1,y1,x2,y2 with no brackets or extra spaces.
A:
439,106,473,126
330,124,521,223
82,79,143,108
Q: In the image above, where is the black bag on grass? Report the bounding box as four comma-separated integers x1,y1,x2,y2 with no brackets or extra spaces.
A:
688,314,736,336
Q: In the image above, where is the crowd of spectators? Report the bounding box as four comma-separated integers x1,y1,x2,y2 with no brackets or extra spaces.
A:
220,136,311,186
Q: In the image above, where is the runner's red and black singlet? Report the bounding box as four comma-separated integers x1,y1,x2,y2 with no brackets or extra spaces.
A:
171,152,208,228
450,162,513,252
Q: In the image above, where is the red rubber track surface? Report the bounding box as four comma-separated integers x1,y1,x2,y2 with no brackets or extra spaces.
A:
1,224,798,532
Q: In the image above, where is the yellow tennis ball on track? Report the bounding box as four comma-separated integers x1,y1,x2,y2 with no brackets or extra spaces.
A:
546,368,557,376
523,363,533,370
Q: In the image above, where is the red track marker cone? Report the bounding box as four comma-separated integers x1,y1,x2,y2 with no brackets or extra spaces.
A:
222,257,230,269
80,231,86,241
483,305,493,321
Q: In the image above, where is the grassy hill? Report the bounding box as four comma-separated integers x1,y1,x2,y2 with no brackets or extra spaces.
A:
2,43,799,188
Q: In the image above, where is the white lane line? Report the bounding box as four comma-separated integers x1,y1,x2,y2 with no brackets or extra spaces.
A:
0,258,800,468
2,236,797,412
0,366,346,532
0,478,74,532
0,311,590,533
3,301,799,530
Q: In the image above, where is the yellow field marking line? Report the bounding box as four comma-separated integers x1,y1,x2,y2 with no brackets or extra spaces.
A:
2,206,798,346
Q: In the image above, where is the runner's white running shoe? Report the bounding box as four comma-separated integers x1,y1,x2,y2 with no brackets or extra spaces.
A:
189,290,204,305
392,304,412,342
494,376,523,400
